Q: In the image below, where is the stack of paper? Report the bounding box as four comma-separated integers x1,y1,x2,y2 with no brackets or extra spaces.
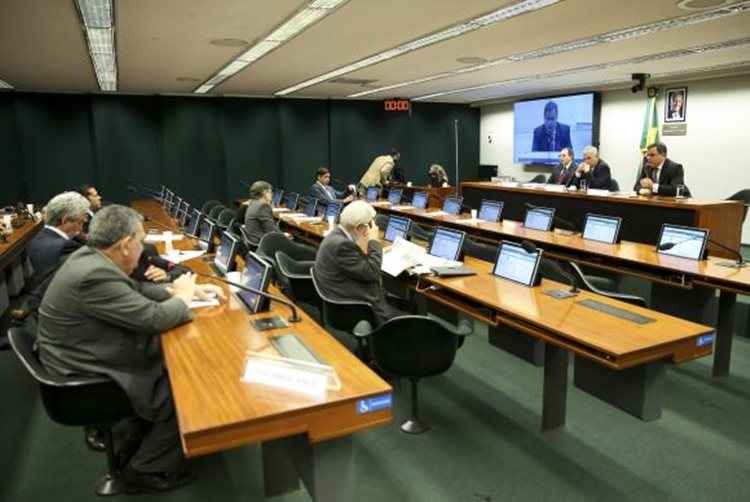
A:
161,249,205,263
381,237,462,277
145,233,184,243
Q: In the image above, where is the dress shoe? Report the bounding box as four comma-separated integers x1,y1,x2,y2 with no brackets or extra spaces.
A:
84,426,107,452
122,466,195,493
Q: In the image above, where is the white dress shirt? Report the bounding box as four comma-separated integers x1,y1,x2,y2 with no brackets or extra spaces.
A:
44,225,70,240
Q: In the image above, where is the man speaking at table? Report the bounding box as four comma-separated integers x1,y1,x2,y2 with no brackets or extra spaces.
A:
633,142,689,196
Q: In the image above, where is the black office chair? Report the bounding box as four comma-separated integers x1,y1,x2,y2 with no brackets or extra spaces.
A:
200,200,222,214
258,232,317,285
727,189,750,223
233,205,248,233
609,178,620,192
462,238,497,262
568,262,647,307
8,327,135,496
528,174,546,183
207,205,225,223
216,208,235,231
361,315,472,434
310,267,377,357
239,226,260,252
275,251,320,320
409,223,434,242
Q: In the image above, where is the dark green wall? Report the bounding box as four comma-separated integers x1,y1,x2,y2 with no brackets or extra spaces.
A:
0,92,479,207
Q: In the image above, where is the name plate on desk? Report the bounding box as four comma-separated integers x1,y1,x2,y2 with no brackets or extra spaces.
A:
499,181,519,187
586,189,611,197
543,185,566,192
242,352,340,397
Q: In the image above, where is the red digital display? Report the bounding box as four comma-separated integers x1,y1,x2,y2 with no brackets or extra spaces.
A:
384,99,411,112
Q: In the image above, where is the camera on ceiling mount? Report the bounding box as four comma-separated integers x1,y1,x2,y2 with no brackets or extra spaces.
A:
631,73,650,93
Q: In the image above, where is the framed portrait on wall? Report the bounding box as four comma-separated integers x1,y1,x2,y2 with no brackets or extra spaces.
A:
664,87,687,123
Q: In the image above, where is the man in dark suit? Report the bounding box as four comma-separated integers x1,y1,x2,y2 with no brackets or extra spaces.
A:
80,184,103,233
547,148,576,185
572,145,612,190
314,200,401,325
37,205,224,492
243,181,279,245
532,101,573,152
633,142,688,197
308,167,354,205
27,192,90,288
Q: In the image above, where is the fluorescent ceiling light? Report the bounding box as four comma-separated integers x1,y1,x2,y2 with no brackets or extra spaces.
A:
0,78,13,89
76,0,111,28
195,0,349,94
76,0,116,92
275,0,562,96
412,37,750,101
350,0,750,99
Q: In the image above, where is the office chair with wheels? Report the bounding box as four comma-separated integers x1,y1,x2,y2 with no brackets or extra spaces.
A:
360,315,472,434
207,205,225,223
275,251,320,320
239,226,260,252
258,232,317,285
216,208,235,231
200,200,222,214
232,206,248,234
462,238,497,262
310,268,377,357
568,262,647,307
528,174,546,183
8,327,136,496
726,189,750,223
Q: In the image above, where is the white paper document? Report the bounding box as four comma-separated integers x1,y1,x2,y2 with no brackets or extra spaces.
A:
391,205,415,210
381,237,462,277
145,233,184,243
161,250,205,263
544,184,566,192
426,210,448,217
586,189,611,196
189,298,220,309
272,207,290,212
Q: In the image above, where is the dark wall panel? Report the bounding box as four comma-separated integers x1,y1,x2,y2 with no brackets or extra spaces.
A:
0,94,24,206
278,99,329,195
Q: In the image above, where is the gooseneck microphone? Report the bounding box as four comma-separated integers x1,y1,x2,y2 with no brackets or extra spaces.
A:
521,240,579,294
151,256,302,323
658,238,746,268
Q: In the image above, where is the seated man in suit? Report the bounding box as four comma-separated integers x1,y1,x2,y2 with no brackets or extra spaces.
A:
27,192,90,289
37,205,224,492
633,142,688,197
572,145,612,190
547,147,576,185
243,181,279,245
308,167,354,205
532,101,573,152
314,200,403,325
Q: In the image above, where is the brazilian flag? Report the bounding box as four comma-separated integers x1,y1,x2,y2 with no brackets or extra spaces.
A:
639,95,660,152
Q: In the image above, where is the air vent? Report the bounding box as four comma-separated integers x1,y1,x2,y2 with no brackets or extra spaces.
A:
329,77,378,85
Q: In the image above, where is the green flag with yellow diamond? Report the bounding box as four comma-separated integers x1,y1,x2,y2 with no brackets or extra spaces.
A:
639,95,660,152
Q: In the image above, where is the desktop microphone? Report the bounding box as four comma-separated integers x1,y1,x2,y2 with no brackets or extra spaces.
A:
521,240,579,294
524,202,577,233
658,239,745,268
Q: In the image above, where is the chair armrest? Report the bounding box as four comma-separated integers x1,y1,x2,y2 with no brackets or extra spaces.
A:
353,320,374,338
427,313,474,337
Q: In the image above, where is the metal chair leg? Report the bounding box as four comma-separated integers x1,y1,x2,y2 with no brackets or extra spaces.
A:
401,378,430,434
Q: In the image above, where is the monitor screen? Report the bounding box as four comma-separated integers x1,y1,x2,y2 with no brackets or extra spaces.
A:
442,196,463,215
384,216,411,242
388,189,403,205
583,214,622,244
479,200,504,222
492,241,543,287
429,227,465,261
366,187,379,202
411,191,428,209
214,232,238,273
180,200,190,213
524,207,555,231
324,201,342,221
179,207,191,228
284,192,300,211
272,189,284,208
513,92,599,165
187,209,202,237
236,252,271,313
170,196,182,217
198,220,215,250
303,198,318,217
657,224,709,260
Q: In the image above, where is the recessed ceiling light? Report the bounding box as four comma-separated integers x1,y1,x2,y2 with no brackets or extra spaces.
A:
209,38,249,47
75,0,117,91
457,56,487,64
678,0,734,11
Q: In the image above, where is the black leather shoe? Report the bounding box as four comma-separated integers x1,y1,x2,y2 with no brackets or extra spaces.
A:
84,426,107,452
122,467,195,493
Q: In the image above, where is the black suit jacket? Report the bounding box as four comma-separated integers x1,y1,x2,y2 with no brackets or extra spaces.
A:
308,182,344,204
314,227,397,325
547,162,576,185
243,200,278,245
27,228,80,287
633,158,688,196
532,122,573,152
574,158,612,190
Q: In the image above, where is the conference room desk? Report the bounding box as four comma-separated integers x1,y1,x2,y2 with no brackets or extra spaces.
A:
0,218,41,315
275,213,714,429
393,184,455,209
460,181,744,260
373,202,750,377
133,200,392,502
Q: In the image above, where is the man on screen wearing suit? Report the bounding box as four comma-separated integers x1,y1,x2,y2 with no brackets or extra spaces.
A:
572,145,612,190
547,147,576,185
633,142,689,197
532,101,573,152
308,167,354,205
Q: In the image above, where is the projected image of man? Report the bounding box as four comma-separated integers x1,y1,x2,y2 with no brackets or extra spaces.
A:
532,101,573,152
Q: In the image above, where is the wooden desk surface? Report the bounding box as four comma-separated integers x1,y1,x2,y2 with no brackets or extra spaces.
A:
275,211,714,371
460,181,742,210
0,218,42,272
375,204,750,294
132,200,392,458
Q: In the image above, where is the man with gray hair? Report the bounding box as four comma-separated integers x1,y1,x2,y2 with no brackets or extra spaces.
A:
27,191,90,287
573,145,613,190
37,204,223,492
314,200,402,326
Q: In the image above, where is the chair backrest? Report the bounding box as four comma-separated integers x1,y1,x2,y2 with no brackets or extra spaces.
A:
375,213,389,230
368,316,460,378
567,262,648,307
239,226,260,251
727,189,750,222
208,205,225,222
8,327,133,426
528,174,546,183
310,267,376,333
201,200,222,214
217,208,235,228
232,206,248,233
462,238,497,262
409,223,434,242
275,251,320,307
609,178,620,192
